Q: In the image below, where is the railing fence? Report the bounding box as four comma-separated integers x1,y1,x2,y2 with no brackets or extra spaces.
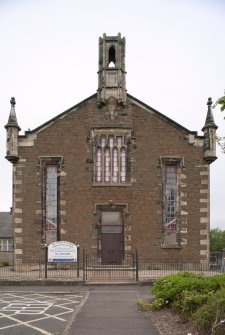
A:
82,250,138,283
0,251,224,282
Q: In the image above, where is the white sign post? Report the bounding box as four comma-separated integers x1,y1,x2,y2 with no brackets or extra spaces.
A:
48,241,77,262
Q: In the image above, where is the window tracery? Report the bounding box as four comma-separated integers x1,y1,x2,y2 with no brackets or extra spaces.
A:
93,131,130,184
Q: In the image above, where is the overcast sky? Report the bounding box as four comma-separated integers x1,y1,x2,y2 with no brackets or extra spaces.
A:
0,0,225,229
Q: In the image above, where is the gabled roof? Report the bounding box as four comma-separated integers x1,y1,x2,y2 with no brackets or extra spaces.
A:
127,93,198,135
21,93,200,137
0,212,12,238
21,93,97,137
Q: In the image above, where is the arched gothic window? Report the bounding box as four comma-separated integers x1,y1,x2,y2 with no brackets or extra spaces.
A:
108,46,116,67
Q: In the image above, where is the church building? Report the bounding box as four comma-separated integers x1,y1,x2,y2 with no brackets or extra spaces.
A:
5,33,217,265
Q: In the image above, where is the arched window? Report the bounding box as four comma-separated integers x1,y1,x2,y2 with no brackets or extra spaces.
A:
108,46,116,67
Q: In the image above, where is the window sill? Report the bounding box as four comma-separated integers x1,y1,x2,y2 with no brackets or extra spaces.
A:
161,244,182,249
92,183,132,187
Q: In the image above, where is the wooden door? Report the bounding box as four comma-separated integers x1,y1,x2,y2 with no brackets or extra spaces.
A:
101,233,122,264
101,211,122,265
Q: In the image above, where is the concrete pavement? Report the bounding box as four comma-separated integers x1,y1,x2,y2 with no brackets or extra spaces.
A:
65,286,160,335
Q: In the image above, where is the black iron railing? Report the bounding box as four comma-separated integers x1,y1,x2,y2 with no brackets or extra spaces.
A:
0,252,224,282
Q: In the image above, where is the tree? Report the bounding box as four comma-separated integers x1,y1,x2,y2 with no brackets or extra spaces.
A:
213,95,225,152
213,95,225,112
210,228,225,252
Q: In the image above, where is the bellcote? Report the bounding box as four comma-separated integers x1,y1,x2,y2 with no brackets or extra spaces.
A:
97,33,126,106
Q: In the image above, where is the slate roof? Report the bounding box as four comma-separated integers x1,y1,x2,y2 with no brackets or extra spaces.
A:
0,212,12,238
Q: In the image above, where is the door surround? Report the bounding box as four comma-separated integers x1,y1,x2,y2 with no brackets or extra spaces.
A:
93,202,129,263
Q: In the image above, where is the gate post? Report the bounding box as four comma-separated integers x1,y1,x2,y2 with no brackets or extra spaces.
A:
85,253,88,281
82,249,85,284
44,244,48,279
135,249,139,281
39,260,42,279
77,245,80,278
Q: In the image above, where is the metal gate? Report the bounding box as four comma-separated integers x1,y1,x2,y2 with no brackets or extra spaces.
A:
83,250,138,283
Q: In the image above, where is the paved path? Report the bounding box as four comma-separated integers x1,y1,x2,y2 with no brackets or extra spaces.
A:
66,287,160,335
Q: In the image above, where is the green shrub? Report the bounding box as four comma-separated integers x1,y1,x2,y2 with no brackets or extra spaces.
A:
206,274,225,290
137,300,153,311
144,272,225,334
152,297,170,309
151,272,208,308
176,290,213,319
151,272,225,311
192,288,225,335
0,261,9,267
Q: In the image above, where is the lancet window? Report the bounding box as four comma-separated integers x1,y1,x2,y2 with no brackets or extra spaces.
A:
94,133,129,184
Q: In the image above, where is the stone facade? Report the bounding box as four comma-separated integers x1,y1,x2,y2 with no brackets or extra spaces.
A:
5,34,217,264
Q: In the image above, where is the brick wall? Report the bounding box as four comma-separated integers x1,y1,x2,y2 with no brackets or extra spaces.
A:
12,95,209,262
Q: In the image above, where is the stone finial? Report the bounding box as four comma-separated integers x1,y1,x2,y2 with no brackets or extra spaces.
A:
202,97,218,131
5,96,20,162
207,97,212,105
202,97,218,164
10,97,16,106
5,96,21,131
206,97,215,124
